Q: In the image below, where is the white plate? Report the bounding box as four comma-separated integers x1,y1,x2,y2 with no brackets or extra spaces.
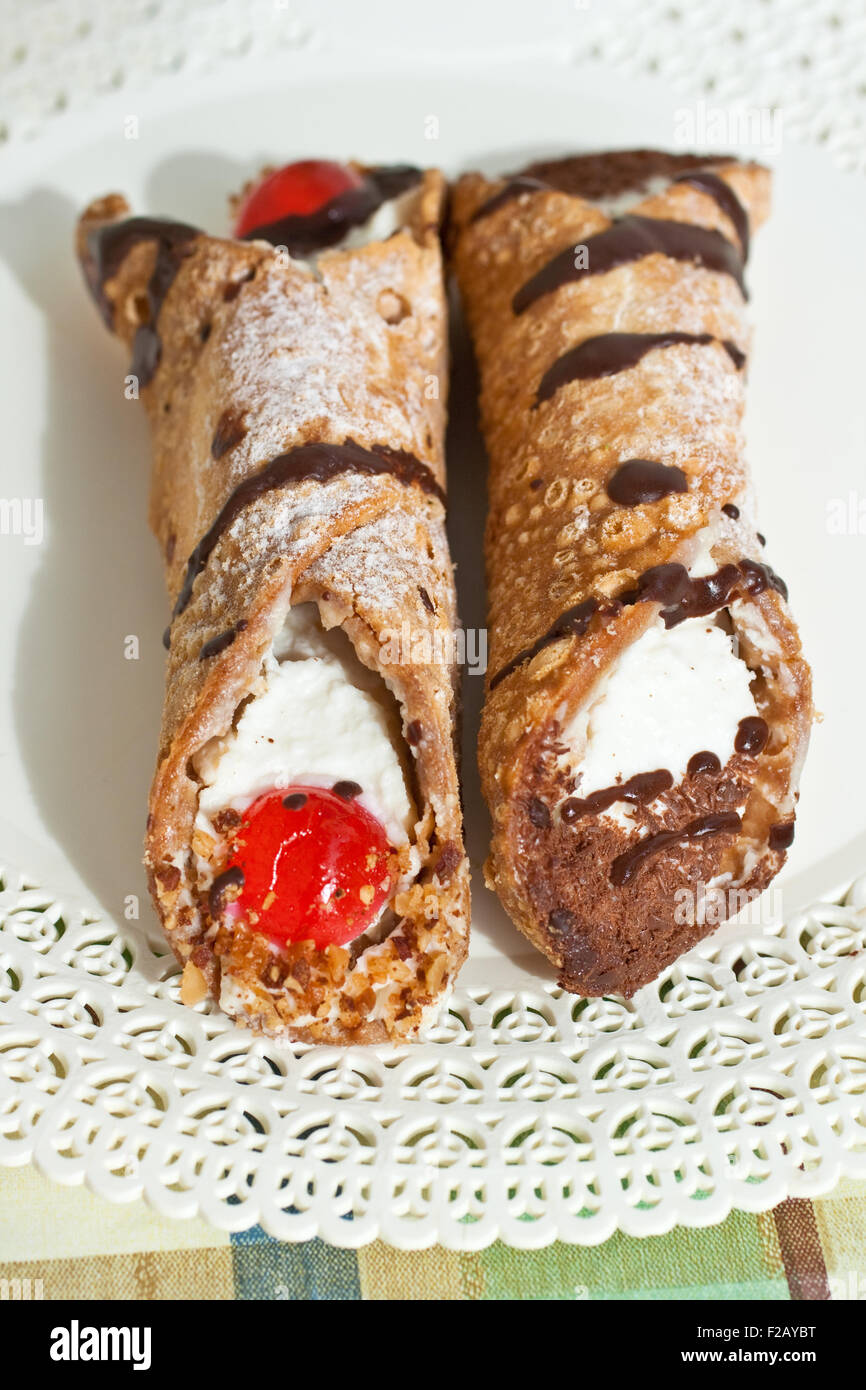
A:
1,53,864,1249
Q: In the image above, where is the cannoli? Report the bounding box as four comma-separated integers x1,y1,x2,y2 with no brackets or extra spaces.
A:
77,159,469,1043
451,149,812,997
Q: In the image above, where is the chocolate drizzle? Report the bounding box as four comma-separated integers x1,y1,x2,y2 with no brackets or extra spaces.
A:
513,215,746,315
488,599,599,691
199,620,247,661
617,558,788,627
734,716,769,755
240,164,422,254
471,175,550,222
673,169,750,260
172,439,444,622
610,811,741,886
489,555,786,690
561,769,673,822
209,865,244,918
722,340,746,370
83,216,200,385
536,331,744,405
607,459,688,506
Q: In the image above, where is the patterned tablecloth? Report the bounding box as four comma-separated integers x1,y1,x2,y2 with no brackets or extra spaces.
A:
1,0,865,1299
1,1164,864,1299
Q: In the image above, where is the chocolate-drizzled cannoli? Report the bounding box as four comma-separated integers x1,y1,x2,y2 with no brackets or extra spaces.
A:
77,159,469,1043
451,149,811,997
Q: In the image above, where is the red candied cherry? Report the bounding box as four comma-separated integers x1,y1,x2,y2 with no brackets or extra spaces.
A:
233,160,365,237
221,786,394,948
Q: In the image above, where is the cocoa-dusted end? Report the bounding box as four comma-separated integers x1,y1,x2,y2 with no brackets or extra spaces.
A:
519,747,768,998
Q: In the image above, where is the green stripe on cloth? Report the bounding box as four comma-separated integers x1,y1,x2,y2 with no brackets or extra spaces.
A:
457,1213,785,1300
476,1212,788,1300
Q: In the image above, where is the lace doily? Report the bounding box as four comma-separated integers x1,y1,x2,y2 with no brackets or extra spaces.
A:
2,0,865,1248
2,0,865,172
1,864,864,1248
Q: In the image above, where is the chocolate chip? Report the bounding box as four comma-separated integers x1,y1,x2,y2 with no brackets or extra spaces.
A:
548,907,576,935
528,798,551,828
283,793,308,811
407,720,423,746
333,780,362,801
209,865,244,918
769,820,795,851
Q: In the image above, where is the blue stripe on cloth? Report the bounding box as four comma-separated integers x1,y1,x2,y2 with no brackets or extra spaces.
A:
230,1229,362,1301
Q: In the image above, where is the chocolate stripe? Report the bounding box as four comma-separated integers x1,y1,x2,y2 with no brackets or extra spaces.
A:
674,169,750,260
723,339,746,370
172,439,444,622
83,216,200,385
488,556,786,689
488,599,600,691
536,331,745,404
471,176,550,222
618,558,788,627
562,769,673,822
513,215,746,315
610,811,741,885
199,621,247,661
241,164,421,254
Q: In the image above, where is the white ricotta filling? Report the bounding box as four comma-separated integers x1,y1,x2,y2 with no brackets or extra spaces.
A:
561,617,758,815
595,173,672,219
195,603,415,846
336,188,418,252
